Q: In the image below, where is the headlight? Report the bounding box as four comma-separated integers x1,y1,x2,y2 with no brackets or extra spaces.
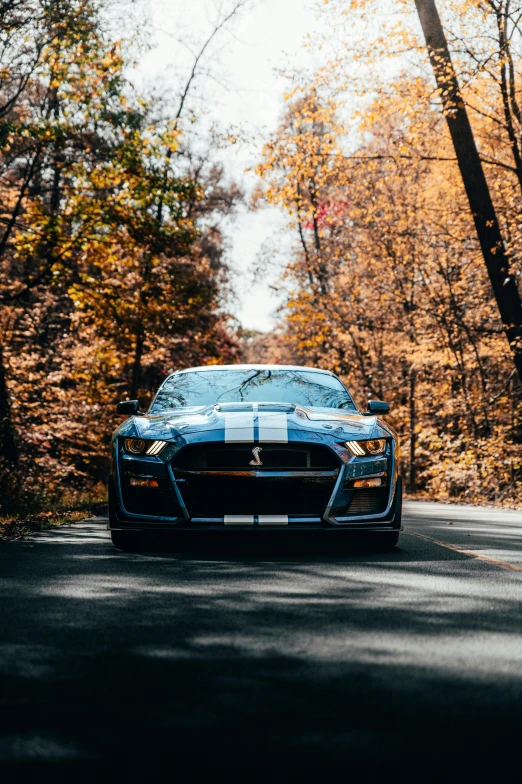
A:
124,438,168,456
345,439,386,457
146,440,168,456
125,438,147,454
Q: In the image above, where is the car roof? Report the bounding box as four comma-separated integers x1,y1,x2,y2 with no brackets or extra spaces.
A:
171,364,336,376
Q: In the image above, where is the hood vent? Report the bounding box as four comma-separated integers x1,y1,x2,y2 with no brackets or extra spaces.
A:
215,402,297,413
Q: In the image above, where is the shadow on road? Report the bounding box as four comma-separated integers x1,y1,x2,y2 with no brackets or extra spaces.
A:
121,530,413,558
34,518,467,563
2,518,522,782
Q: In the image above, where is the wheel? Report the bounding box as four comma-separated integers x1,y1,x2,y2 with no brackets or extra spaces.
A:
374,531,400,551
391,476,403,528
365,478,402,550
111,529,143,552
108,475,121,528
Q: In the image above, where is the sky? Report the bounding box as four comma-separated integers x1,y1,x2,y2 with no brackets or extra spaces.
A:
135,0,325,332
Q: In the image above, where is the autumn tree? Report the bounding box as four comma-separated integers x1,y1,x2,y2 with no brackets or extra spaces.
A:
0,0,243,512
257,6,522,504
415,0,522,382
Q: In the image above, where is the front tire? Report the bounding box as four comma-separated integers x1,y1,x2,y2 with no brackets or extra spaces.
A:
374,531,400,550
391,476,403,529
366,478,402,550
111,529,142,552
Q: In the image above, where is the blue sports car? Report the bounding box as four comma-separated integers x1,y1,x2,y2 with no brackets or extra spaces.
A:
109,365,402,550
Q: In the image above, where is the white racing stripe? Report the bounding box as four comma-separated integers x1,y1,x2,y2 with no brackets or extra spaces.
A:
258,412,288,443
224,515,254,525
258,515,289,526
224,412,254,442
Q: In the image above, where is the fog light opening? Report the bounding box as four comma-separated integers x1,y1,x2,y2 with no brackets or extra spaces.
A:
129,477,159,488
353,477,383,488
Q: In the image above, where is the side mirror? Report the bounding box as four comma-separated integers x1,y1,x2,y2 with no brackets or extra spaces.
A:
116,400,140,415
366,400,389,416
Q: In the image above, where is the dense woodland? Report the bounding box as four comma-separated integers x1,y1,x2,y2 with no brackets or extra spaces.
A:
1,0,522,514
0,0,241,512
255,0,522,507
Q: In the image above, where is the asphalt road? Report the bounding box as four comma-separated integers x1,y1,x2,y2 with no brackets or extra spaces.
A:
2,502,522,783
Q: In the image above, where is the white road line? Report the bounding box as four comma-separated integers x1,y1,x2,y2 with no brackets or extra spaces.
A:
224,515,254,525
258,515,289,526
259,412,288,443
224,412,254,442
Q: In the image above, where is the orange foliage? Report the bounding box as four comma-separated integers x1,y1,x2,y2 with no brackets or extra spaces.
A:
257,1,522,506
0,1,241,512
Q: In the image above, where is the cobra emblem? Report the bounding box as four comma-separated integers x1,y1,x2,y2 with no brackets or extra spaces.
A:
249,446,263,466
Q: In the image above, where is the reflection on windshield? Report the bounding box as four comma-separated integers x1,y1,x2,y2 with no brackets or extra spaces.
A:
150,369,356,412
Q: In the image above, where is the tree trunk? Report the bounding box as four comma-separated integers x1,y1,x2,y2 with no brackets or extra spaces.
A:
0,343,18,465
409,369,416,493
414,0,522,384
46,86,61,269
130,328,144,400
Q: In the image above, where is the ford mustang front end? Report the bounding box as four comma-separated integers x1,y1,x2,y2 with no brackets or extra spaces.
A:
109,365,402,549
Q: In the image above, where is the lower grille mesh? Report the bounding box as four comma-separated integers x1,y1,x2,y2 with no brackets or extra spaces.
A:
346,489,388,516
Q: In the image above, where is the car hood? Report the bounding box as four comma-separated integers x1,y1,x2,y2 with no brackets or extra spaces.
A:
114,402,392,441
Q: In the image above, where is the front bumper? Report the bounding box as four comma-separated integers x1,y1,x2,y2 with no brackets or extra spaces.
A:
109,435,402,533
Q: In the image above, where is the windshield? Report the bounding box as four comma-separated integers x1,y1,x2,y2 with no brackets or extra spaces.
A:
150,369,357,412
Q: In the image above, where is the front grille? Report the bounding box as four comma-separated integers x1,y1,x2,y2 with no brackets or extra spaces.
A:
174,443,339,471
178,476,335,517
206,449,307,469
173,442,339,518
345,489,388,516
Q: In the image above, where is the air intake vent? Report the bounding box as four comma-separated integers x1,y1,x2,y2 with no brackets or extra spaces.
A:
346,489,388,516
